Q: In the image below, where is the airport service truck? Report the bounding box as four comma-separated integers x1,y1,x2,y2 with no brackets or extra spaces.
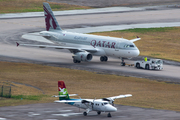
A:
135,59,163,70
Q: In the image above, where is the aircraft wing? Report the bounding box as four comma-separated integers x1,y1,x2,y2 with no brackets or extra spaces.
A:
102,94,132,101
16,42,97,53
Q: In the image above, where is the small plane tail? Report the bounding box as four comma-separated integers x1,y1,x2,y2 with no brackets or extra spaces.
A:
43,2,62,31
58,81,70,100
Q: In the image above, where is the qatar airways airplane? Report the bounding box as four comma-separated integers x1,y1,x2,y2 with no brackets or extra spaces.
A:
17,2,140,66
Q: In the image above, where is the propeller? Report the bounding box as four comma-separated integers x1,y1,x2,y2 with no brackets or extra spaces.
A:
91,98,96,109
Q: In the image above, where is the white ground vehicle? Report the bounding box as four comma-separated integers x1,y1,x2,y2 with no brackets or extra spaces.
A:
135,59,163,70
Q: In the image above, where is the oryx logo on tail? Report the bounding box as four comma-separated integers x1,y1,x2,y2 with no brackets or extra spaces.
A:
43,3,61,31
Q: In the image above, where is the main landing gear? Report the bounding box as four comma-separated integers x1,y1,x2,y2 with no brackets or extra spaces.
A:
121,58,125,66
73,58,81,63
100,56,108,62
97,111,101,115
83,112,87,116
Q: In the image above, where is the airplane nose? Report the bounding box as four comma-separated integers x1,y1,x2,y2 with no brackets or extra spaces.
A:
132,49,140,57
136,49,140,56
106,106,117,112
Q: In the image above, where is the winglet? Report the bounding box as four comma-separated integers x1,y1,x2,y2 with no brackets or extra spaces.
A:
130,37,141,43
16,42,19,47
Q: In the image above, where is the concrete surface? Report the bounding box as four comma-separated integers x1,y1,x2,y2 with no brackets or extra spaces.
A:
0,103,180,120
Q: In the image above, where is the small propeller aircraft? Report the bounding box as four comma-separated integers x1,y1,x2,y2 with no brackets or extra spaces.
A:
53,81,132,117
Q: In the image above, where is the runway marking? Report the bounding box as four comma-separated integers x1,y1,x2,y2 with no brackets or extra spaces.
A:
28,112,40,117
58,110,72,112
43,119,58,120
0,118,6,120
52,113,82,117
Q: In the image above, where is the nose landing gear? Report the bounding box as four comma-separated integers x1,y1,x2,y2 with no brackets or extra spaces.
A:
107,112,111,117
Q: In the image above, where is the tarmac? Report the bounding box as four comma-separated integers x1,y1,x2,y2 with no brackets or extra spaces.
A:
0,103,180,120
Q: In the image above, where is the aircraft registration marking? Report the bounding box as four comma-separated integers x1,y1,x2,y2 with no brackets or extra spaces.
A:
74,36,87,40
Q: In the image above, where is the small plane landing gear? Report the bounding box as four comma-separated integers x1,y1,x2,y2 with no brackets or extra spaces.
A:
73,58,81,63
83,112,87,116
97,111,101,115
100,56,108,62
107,113,111,117
121,58,125,66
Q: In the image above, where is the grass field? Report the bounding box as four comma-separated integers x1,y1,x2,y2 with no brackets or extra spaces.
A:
0,0,91,14
0,61,180,111
92,27,180,62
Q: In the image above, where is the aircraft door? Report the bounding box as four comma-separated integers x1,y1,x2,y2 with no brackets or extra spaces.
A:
115,41,120,51
93,102,101,111
100,103,106,112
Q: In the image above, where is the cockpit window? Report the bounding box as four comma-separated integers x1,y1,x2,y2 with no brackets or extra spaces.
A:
124,44,134,48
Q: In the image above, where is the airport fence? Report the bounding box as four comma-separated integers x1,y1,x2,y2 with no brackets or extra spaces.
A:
0,85,11,98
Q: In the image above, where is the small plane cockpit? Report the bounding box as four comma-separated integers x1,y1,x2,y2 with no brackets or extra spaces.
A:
101,102,109,106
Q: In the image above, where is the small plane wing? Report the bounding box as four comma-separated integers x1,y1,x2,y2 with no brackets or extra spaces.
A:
102,94,132,101
16,42,97,53
130,36,141,43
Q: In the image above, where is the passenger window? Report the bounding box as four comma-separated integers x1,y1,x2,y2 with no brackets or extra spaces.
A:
104,103,108,105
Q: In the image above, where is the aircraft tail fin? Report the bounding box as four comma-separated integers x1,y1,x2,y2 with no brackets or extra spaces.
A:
43,2,62,31
58,81,70,100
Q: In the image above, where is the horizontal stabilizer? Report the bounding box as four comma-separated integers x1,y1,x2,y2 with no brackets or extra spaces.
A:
52,94,78,97
69,94,78,97
52,95,67,97
54,100,81,103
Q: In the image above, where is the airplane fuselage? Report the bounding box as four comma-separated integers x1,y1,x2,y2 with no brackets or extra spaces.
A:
40,31,140,59
66,99,117,112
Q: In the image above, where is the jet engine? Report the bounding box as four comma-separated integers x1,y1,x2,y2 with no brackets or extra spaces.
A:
73,52,93,62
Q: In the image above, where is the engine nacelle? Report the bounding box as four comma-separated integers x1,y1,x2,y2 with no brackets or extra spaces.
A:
73,52,93,62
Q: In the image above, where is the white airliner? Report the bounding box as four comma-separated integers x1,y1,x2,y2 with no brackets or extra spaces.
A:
17,2,140,66
53,81,132,117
